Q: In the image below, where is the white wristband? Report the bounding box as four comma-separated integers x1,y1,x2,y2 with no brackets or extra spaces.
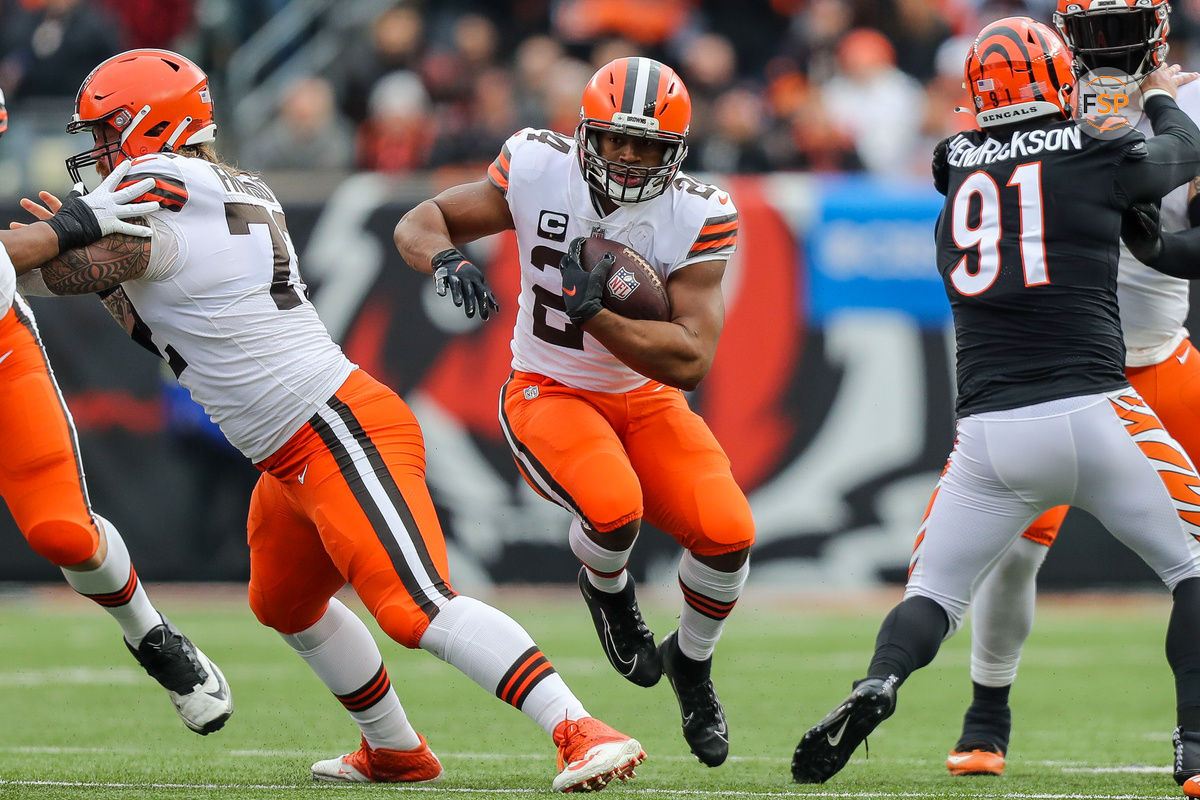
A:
1141,88,1174,103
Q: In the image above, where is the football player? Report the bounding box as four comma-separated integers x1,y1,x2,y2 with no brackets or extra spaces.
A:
16,48,644,793
394,56,755,768
0,89,234,735
792,18,1200,788
944,0,1200,781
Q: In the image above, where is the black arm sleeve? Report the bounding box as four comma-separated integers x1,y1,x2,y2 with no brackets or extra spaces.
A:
1139,227,1200,277
1114,94,1200,203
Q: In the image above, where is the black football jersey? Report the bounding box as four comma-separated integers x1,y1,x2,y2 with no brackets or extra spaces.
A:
936,120,1146,416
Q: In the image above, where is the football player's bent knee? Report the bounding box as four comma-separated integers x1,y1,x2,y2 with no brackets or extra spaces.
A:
249,589,331,635
374,602,430,649
690,478,755,555
571,453,641,530
24,518,98,567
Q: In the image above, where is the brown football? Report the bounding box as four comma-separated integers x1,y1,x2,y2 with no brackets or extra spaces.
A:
578,237,671,321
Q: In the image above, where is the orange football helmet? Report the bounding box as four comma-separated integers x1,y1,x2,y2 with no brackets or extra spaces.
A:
1054,0,1169,80
576,57,691,204
965,17,1076,128
66,49,215,183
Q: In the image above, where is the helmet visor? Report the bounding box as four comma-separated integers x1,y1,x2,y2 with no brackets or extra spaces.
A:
1064,7,1161,75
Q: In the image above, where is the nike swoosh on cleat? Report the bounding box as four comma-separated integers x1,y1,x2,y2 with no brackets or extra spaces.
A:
946,754,975,765
0,350,12,365
1179,350,1190,364
599,609,637,672
826,716,851,747
566,753,599,772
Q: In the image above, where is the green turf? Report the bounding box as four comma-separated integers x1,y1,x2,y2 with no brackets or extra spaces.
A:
0,585,1184,798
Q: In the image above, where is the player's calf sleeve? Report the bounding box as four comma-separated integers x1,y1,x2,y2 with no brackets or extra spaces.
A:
59,516,161,646
419,595,587,735
570,517,633,593
1167,577,1200,729
969,536,1048,687
868,595,950,684
676,550,748,661
281,598,421,751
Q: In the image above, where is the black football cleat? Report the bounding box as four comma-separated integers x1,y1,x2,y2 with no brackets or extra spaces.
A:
1174,727,1200,785
127,617,233,735
660,630,729,767
577,568,662,687
792,675,897,784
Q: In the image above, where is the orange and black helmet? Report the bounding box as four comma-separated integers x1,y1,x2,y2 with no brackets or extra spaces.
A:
66,49,215,183
1054,0,1170,81
576,57,691,204
965,17,1076,128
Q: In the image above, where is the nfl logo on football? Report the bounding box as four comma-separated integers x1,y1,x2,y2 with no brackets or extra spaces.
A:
607,267,640,300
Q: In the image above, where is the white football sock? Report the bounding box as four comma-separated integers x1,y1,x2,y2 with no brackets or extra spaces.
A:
420,595,587,735
676,551,748,662
570,517,632,593
60,516,161,646
970,536,1049,686
281,598,421,751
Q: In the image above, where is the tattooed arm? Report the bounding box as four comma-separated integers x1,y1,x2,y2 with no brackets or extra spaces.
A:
39,225,151,296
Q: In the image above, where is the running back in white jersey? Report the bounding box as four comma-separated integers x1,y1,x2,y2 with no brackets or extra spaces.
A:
489,128,739,393
1119,80,1200,366
117,153,353,462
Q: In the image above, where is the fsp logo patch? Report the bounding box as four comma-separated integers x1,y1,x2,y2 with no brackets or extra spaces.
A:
524,385,540,400
606,267,640,300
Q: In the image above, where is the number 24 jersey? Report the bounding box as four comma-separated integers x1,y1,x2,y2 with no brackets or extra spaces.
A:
488,128,738,393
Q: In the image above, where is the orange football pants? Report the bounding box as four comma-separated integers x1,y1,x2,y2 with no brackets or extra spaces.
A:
0,302,101,566
247,369,456,646
500,371,755,556
1022,337,1200,547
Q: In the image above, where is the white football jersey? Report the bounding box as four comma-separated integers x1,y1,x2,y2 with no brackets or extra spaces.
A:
0,241,14,315
1119,81,1200,366
490,128,738,392
118,153,353,462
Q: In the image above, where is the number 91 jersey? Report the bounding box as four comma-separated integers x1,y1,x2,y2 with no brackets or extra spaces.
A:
488,127,738,393
935,119,1141,418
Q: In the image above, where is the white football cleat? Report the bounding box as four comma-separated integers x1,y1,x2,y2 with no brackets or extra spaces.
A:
126,618,232,735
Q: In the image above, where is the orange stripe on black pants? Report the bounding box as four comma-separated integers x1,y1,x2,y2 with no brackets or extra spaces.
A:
248,369,456,647
0,302,101,566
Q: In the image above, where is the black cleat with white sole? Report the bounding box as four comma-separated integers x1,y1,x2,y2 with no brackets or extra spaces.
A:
577,568,661,687
792,675,897,783
660,630,729,767
126,616,233,735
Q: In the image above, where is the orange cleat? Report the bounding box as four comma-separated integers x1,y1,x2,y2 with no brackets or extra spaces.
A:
946,746,1005,776
1183,774,1200,797
552,716,646,792
311,734,443,783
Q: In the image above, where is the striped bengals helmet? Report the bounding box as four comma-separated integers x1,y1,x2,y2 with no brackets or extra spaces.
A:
1054,0,1170,81
576,57,691,204
966,17,1076,128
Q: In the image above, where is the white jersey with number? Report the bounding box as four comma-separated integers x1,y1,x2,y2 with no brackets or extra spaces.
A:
1120,81,1200,367
117,153,353,462
488,128,739,393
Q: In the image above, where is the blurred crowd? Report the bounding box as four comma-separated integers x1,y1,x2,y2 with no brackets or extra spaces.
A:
2,0,1200,184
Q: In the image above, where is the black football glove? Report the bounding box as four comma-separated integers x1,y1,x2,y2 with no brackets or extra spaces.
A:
431,248,499,320
559,236,609,324
932,137,950,196
1121,201,1163,264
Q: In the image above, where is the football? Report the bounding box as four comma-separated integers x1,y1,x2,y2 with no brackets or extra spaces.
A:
578,236,671,322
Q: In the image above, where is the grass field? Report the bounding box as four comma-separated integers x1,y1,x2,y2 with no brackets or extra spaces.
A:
0,583,1186,799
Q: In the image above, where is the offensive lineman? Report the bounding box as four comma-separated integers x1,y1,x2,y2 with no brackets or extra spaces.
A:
791,18,1200,789
394,56,755,769
945,0,1200,782
19,48,645,793
0,91,233,735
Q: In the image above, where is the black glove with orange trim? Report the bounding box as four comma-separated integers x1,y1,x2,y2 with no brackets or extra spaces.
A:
559,236,609,324
431,248,499,320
